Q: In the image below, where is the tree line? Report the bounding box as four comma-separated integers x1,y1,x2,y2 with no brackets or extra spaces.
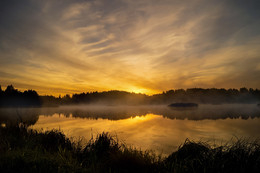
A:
1,85,260,107
0,85,41,107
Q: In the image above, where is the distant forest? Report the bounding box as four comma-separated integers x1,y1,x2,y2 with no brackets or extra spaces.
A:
1,85,260,107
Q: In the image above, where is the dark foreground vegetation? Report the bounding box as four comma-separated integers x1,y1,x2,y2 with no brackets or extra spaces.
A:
1,84,260,107
0,125,259,173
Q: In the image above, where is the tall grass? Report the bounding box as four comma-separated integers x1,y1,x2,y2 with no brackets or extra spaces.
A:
0,124,259,173
164,139,260,173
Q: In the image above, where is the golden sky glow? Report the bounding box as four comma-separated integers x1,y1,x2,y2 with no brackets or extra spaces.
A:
0,0,260,96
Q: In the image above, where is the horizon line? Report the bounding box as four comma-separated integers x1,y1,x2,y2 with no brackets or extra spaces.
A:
1,84,259,98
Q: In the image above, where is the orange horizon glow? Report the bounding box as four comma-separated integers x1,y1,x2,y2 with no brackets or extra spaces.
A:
1,84,259,98
1,1,260,95
0,84,161,97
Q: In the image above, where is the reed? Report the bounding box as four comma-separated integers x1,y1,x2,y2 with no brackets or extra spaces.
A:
0,124,259,172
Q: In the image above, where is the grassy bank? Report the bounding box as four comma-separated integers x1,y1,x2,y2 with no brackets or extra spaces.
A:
0,125,259,173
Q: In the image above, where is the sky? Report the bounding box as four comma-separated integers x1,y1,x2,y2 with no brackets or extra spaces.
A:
0,0,260,96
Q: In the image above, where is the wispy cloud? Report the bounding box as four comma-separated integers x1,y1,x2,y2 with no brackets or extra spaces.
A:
0,0,260,95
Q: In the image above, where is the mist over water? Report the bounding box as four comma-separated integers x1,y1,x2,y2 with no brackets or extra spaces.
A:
1,104,260,156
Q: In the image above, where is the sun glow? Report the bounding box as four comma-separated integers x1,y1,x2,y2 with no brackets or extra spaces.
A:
1,0,260,96
127,87,158,95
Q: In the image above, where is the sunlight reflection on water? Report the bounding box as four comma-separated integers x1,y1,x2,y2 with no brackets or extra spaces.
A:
1,104,260,156
31,112,260,156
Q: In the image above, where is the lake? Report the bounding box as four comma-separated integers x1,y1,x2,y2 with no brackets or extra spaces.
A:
1,104,260,156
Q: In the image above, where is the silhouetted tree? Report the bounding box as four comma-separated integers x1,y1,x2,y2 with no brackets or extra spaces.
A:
240,87,249,93
0,85,41,107
1,84,260,106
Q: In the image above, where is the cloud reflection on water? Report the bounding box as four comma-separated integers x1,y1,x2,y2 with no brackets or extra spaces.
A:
31,112,260,156
0,104,260,156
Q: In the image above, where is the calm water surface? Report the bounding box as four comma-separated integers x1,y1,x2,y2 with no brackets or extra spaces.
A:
1,104,260,156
